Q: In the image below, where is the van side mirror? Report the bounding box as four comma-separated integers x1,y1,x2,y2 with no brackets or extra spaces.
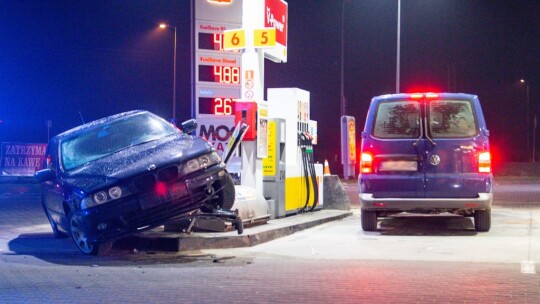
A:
179,119,197,134
34,169,56,182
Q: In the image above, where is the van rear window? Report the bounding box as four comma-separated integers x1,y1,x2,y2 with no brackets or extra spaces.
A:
373,101,420,139
429,100,477,138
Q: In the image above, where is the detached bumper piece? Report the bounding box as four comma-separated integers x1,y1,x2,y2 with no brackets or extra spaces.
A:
165,209,244,235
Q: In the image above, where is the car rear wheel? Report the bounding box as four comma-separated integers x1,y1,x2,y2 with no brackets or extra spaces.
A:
361,209,378,231
41,201,68,239
474,209,491,232
69,213,112,255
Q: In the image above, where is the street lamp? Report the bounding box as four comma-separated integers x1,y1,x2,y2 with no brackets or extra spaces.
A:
159,23,177,123
521,79,531,161
340,0,347,117
396,0,401,93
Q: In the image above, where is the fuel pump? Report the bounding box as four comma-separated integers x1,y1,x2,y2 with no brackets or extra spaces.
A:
263,88,323,218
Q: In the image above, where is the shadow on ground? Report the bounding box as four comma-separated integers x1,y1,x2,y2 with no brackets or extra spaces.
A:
376,214,478,236
5,233,248,267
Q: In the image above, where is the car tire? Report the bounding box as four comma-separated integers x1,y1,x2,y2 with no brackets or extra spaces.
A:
218,174,236,210
69,213,112,255
203,173,236,212
474,209,491,232
361,209,378,231
41,201,68,239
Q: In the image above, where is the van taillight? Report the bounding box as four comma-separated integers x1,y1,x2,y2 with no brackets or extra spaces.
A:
478,152,491,173
361,153,373,174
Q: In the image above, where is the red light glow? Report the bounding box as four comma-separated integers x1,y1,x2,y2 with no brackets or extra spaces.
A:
155,182,168,196
478,152,492,173
409,93,440,100
360,153,373,174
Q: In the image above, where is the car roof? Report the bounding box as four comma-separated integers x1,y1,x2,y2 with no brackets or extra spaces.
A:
52,110,149,141
371,93,479,103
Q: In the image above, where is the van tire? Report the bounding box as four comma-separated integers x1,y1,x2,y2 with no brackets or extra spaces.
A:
361,209,378,231
474,209,491,232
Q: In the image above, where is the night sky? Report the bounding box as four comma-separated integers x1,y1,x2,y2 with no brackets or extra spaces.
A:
1,0,539,165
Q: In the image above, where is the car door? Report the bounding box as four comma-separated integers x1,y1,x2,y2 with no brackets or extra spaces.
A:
423,97,482,198
41,143,68,226
367,99,425,198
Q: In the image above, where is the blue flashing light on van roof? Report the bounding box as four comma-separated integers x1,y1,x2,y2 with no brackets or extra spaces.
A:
358,92,493,232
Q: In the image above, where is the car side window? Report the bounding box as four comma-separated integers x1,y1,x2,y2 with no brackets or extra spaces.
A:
372,101,421,139
429,100,477,138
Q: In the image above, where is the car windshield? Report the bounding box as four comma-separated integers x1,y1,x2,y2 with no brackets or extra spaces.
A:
60,112,179,171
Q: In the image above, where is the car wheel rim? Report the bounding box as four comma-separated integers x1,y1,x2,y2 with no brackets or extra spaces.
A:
70,218,93,253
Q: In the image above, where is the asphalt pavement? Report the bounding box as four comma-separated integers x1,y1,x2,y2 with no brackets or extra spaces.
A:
2,175,540,303
2,175,540,255
0,176,352,254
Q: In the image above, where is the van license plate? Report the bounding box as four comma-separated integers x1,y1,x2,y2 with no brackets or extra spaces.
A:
379,161,418,172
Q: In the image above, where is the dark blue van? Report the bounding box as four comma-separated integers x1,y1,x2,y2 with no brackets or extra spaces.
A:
358,93,493,232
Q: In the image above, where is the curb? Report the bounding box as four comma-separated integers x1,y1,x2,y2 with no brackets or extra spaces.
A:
121,210,352,252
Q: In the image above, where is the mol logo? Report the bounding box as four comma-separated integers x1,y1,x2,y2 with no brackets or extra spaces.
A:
207,0,233,4
198,124,234,152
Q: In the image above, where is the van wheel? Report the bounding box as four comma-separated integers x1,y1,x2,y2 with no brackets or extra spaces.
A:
474,209,491,232
361,209,378,231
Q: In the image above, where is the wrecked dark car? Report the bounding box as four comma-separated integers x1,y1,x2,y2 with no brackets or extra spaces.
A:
35,110,241,255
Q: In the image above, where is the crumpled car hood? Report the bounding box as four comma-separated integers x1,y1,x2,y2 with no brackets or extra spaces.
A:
62,134,214,193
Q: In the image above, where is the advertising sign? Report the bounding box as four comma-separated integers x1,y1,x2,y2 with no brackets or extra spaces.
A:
1,142,47,176
264,0,288,62
262,120,276,176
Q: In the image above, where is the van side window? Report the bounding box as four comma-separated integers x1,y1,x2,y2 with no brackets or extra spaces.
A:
373,101,420,139
429,100,477,138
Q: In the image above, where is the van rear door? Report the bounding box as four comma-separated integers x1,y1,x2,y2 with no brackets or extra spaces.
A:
367,100,424,198
423,98,483,198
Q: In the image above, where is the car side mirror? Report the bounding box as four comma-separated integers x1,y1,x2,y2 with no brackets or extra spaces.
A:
34,168,56,182
180,119,197,134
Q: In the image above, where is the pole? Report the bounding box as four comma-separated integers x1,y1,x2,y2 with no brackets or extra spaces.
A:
396,0,401,93
173,26,177,122
526,82,530,161
190,0,196,119
340,0,346,117
533,114,537,163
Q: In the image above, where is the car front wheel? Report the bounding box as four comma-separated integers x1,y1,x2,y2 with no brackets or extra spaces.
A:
202,173,236,212
69,213,112,255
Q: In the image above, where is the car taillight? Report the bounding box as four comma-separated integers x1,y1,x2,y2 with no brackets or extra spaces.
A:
360,153,373,174
478,152,491,173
